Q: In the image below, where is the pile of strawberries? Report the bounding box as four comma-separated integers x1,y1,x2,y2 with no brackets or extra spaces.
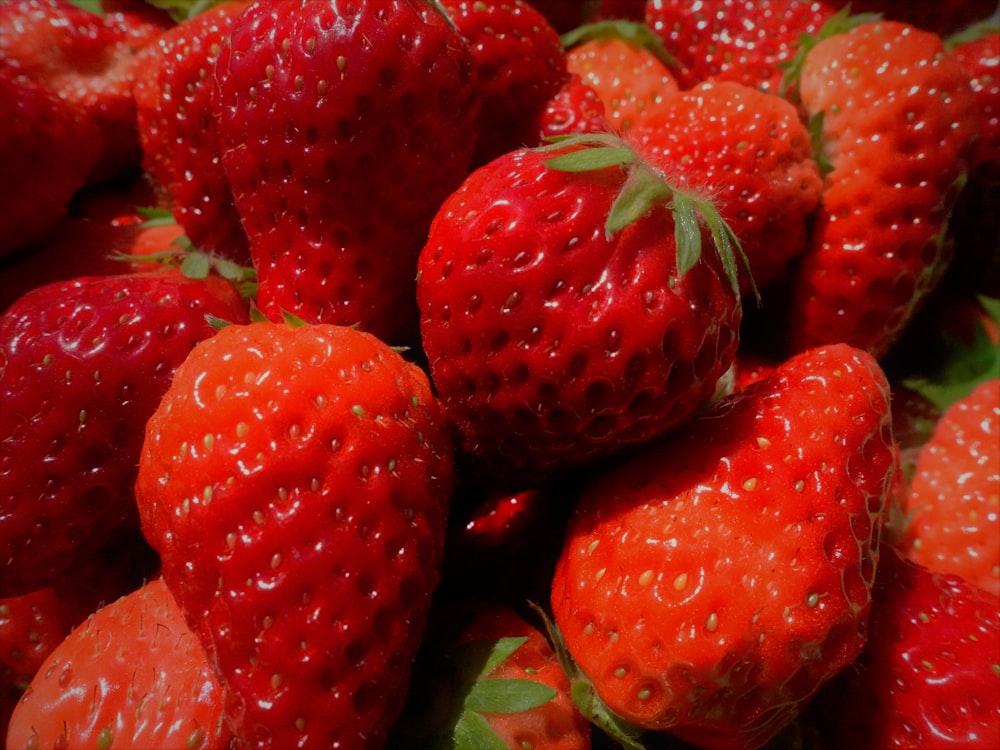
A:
1,0,998,748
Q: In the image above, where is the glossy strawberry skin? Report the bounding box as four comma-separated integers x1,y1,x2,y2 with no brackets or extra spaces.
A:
531,73,612,141
417,145,741,487
644,0,836,93
6,578,232,750
214,0,480,347
134,1,251,262
903,378,1000,596
135,322,455,750
630,80,823,295
551,343,895,750
807,545,1000,749
0,270,249,598
787,21,979,358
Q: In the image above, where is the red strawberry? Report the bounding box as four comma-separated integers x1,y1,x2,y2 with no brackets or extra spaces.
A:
5,577,232,750
213,0,480,347
630,79,824,296
134,321,455,750
830,0,998,37
550,343,895,750
441,0,570,165
784,19,980,358
0,268,250,597
531,72,612,141
0,0,172,184
0,66,102,257
563,20,681,134
417,136,743,488
643,0,837,93
133,1,251,262
391,601,591,749
901,378,1000,596
806,544,1000,749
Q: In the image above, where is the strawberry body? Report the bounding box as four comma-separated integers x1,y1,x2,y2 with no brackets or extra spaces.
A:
551,343,894,750
417,142,742,487
807,545,1000,748
6,577,232,750
0,270,249,597
135,322,455,750
644,0,836,92
787,20,979,358
531,73,612,140
902,378,1000,596
134,1,251,262
214,0,480,346
631,80,823,295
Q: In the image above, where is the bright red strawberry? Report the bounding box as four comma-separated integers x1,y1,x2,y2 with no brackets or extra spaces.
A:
133,1,251,262
417,136,743,488
643,0,837,93
531,72,612,141
550,343,895,750
6,577,232,750
630,79,824,296
0,531,159,689
213,0,480,347
949,17,1000,177
0,268,249,598
806,544,1000,749
0,66,102,257
900,378,1000,596
0,0,172,184
441,0,569,165
391,601,591,750
563,20,680,134
134,321,455,750
784,20,980,358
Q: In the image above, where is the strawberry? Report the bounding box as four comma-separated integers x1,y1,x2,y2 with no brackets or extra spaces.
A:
806,544,1000,749
5,577,232,750
417,135,743,489
133,1,252,262
900,378,1000,596
0,65,102,257
0,268,250,597
630,79,824,296
643,0,837,93
213,0,480,347
531,72,613,141
563,20,681,134
134,321,455,750
784,19,980,358
440,0,570,165
391,601,591,749
0,0,172,184
549,343,895,750
830,0,999,37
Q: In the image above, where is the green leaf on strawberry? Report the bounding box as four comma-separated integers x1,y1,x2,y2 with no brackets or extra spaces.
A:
560,19,679,70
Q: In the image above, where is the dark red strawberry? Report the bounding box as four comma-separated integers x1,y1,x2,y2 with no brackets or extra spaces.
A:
135,321,455,750
0,268,250,597
6,577,232,750
550,343,894,750
133,1,251,262
214,0,480,347
806,544,1000,749
417,135,743,488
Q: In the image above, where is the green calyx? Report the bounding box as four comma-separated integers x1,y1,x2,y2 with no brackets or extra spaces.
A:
945,6,1000,51
142,0,231,22
560,19,679,69
537,133,752,300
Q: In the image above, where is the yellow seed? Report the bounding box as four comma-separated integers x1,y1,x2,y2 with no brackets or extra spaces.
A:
742,477,758,491
673,573,688,591
638,569,654,588
705,612,719,632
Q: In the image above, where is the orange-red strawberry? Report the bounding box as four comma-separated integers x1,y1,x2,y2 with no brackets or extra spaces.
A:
0,268,249,597
550,343,895,750
806,545,1000,749
901,378,1000,596
133,1,251,262
417,136,743,489
785,19,980,358
563,20,680,134
644,0,837,93
214,0,480,347
630,79,823,296
135,321,455,750
6,577,232,750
